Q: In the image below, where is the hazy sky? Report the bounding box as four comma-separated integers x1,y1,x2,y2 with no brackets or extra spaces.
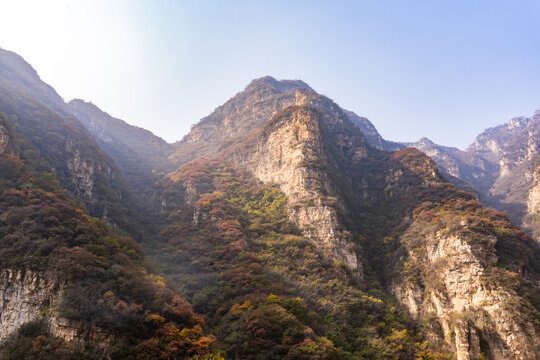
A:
0,0,539,148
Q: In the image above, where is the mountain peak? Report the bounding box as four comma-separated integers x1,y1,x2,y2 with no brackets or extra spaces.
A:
245,76,314,94
418,137,434,145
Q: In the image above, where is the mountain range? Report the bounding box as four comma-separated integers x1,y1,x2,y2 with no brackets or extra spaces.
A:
0,48,539,360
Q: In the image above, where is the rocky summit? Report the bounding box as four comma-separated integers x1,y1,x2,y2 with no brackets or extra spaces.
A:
0,48,539,360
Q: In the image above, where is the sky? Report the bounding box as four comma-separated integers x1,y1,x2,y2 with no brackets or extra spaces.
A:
0,0,539,148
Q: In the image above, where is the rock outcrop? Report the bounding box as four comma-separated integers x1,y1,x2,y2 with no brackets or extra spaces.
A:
231,104,362,274
0,120,12,154
390,200,540,360
0,268,112,346
407,110,540,241
0,269,59,342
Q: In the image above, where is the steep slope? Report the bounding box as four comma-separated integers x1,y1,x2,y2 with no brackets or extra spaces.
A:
154,160,430,359
0,48,64,111
0,113,217,359
345,110,403,151
67,99,174,195
171,76,313,164
408,110,540,241
0,47,151,239
153,79,540,359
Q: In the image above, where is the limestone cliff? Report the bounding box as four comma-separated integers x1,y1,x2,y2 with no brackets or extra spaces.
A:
0,119,12,155
230,104,362,274
0,269,59,342
0,268,110,346
171,76,310,164
390,203,540,360
407,110,540,241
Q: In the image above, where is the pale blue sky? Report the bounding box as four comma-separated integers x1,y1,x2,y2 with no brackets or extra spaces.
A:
0,0,539,148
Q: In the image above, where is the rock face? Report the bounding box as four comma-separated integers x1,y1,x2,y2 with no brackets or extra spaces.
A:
391,223,539,360
407,110,540,241
171,76,311,164
0,119,12,154
231,104,362,274
0,268,110,345
68,99,174,195
0,269,59,342
65,137,97,200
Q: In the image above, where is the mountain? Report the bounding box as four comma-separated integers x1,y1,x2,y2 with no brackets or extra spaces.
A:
0,48,155,240
407,110,540,241
67,99,174,195
344,110,403,151
152,78,540,359
0,112,218,359
0,46,539,360
0,48,64,111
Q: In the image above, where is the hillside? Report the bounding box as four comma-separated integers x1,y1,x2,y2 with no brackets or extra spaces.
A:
151,79,540,359
67,99,174,195
0,47,538,360
0,47,153,240
407,111,540,241
0,113,218,359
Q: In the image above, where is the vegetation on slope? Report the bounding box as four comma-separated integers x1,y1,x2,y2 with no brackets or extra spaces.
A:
0,83,154,240
0,114,218,360
152,159,450,360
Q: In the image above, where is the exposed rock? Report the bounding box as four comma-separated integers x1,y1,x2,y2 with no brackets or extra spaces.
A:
0,268,111,348
391,224,540,360
65,138,96,200
407,111,540,241
172,76,310,164
0,121,12,154
527,169,540,215
0,268,59,342
230,105,363,275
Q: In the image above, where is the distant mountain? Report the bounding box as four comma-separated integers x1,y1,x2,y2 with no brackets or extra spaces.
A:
407,110,540,241
67,99,174,194
344,110,404,151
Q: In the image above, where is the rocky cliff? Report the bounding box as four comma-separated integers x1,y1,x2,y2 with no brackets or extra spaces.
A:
0,268,111,346
0,47,150,239
0,268,60,342
407,110,540,241
391,206,539,360
0,118,12,155
158,78,540,359
230,103,362,274
68,99,174,195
